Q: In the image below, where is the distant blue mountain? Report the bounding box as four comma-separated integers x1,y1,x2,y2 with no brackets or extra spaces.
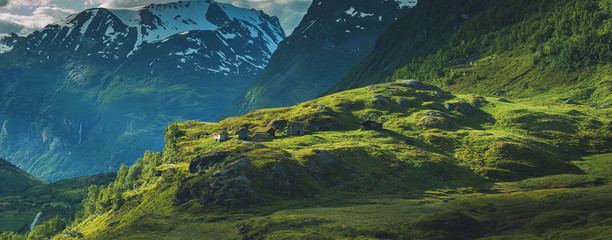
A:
0,0,285,181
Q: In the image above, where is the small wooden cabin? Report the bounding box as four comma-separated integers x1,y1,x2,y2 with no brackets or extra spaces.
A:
236,128,250,141
213,131,229,142
251,132,274,142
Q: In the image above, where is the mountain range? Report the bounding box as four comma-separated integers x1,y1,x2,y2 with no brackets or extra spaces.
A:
0,0,284,181
220,0,414,118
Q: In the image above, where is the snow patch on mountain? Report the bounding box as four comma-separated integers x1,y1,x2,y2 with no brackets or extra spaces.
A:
0,33,24,54
395,0,418,8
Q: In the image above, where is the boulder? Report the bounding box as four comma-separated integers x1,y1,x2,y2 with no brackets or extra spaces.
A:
420,112,456,129
417,92,435,102
497,98,510,103
564,99,577,104
372,94,390,102
316,104,333,112
395,79,430,90
213,158,247,177
397,98,414,107
469,97,488,107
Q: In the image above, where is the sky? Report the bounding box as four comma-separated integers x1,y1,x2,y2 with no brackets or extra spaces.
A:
0,0,313,36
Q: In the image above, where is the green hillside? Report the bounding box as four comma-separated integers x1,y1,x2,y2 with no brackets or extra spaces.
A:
327,0,612,107
18,80,610,239
0,157,45,196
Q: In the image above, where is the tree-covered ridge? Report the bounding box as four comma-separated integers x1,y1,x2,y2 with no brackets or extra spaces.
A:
391,0,611,104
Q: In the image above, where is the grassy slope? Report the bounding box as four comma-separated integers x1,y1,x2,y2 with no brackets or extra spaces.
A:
0,172,115,233
52,81,612,239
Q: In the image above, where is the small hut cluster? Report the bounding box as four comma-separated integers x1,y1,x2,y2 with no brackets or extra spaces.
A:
212,120,307,143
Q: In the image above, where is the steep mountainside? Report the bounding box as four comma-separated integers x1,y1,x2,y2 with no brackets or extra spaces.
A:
325,0,497,94
0,0,285,181
328,0,612,108
35,80,612,239
0,157,45,196
219,0,413,118
390,0,612,106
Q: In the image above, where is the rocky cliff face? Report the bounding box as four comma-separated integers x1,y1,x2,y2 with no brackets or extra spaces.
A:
0,0,285,181
219,0,413,119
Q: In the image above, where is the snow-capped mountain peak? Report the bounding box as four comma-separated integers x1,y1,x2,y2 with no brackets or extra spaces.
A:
35,0,284,59
395,0,418,8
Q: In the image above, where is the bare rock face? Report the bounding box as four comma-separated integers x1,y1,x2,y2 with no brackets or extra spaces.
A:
176,158,260,208
188,152,230,174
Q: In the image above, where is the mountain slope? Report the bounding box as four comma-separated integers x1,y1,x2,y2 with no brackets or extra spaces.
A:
0,157,45,195
389,0,612,106
324,0,497,95
0,0,285,181
327,0,612,107
219,0,412,119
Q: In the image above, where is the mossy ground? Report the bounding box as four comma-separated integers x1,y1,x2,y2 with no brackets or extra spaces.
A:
39,82,612,239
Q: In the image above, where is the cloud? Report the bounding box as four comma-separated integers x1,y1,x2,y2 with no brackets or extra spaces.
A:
4,0,52,8
90,0,312,34
0,6,76,35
